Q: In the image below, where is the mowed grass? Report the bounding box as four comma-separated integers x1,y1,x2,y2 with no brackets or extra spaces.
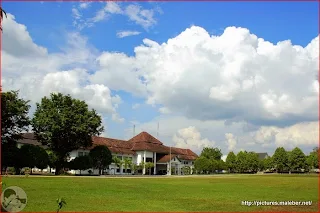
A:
2,174,318,212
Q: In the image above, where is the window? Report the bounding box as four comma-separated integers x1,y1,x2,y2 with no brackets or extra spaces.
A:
127,169,131,173
116,169,120,173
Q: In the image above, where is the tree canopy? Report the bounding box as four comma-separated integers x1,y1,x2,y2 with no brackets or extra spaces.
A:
288,147,306,171
1,91,30,144
89,145,112,175
272,147,289,173
226,151,237,173
200,147,222,161
32,93,104,175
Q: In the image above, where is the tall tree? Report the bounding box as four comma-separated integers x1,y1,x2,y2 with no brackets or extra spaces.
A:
1,91,30,145
89,145,112,175
200,147,223,161
20,144,49,174
272,147,289,173
236,151,248,173
262,156,273,171
46,150,58,173
34,146,50,171
123,157,132,175
112,156,123,175
246,152,259,173
288,147,307,172
32,93,103,175
226,152,237,173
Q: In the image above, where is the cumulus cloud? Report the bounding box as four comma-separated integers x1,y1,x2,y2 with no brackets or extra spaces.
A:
92,25,318,128
173,126,214,151
225,133,237,151
116,30,141,38
2,13,123,128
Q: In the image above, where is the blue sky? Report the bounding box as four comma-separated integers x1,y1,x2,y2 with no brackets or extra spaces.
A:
2,1,319,155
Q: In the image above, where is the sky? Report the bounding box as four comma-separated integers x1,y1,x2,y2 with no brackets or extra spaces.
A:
2,1,319,156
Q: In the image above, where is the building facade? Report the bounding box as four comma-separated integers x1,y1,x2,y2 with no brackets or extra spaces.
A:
18,132,198,175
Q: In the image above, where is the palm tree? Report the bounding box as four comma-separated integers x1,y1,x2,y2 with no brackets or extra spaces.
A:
123,157,132,175
145,162,154,175
0,7,7,31
138,161,145,175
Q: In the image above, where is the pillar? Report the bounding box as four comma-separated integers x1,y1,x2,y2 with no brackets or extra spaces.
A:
153,152,157,175
143,151,146,175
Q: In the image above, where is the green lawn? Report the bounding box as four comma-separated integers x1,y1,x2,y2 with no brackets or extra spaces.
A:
2,174,318,212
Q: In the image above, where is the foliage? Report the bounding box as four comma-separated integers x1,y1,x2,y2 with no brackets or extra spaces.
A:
20,144,49,172
1,143,22,173
236,151,248,173
32,93,103,175
307,147,319,169
145,162,154,175
262,156,273,171
69,155,92,174
89,145,112,175
225,152,237,173
288,147,307,171
182,166,191,175
112,156,123,174
272,147,289,173
194,156,211,174
123,157,132,174
246,152,259,173
200,147,222,161
1,91,30,145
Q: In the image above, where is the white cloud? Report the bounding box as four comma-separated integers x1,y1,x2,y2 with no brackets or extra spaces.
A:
125,4,157,29
173,126,214,150
132,103,141,109
159,107,171,114
117,30,141,38
225,133,237,151
93,26,318,128
2,13,123,132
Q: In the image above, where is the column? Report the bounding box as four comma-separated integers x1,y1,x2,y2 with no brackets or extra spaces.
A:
153,152,157,175
143,151,146,175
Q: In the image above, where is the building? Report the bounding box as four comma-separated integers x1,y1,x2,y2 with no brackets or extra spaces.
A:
17,131,198,175
256,152,269,160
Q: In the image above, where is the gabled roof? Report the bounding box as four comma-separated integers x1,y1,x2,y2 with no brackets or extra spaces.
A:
171,147,198,160
17,133,47,148
128,131,163,145
92,136,135,155
157,154,177,163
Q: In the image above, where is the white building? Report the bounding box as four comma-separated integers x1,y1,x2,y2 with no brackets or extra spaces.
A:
18,132,198,175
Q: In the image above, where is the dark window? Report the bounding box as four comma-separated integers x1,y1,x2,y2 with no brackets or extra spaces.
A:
127,169,131,173
116,169,120,173
146,157,153,162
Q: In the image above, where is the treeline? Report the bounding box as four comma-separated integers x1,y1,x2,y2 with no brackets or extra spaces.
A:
194,146,319,174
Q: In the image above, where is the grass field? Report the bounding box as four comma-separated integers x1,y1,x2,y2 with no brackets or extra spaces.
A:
1,174,318,212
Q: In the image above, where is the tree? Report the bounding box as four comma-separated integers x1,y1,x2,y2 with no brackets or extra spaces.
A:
69,155,92,175
246,152,259,173
112,156,123,174
236,151,248,173
194,156,211,174
34,146,50,171
307,147,319,170
32,93,103,175
123,157,132,174
272,147,289,173
145,162,154,175
1,143,21,174
217,160,227,172
0,7,7,31
89,145,112,175
209,159,218,174
288,147,307,172
226,152,237,173
200,147,223,161
47,150,58,173
1,91,30,145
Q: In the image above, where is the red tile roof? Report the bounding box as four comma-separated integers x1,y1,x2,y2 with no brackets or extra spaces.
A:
157,154,177,163
19,132,198,160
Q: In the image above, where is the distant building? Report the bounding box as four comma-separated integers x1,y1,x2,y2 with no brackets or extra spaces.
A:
256,152,269,160
17,131,198,175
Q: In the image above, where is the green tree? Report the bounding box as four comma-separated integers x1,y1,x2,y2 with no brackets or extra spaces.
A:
1,91,30,145
246,152,259,173
1,143,21,174
112,156,123,174
226,152,237,173
288,147,307,172
47,150,58,173
34,146,50,171
32,93,103,175
307,147,319,170
217,160,227,172
182,166,191,175
123,157,132,174
145,162,154,175
272,147,289,173
194,156,211,174
236,151,248,173
200,147,223,161
69,155,92,175
20,144,39,174
209,159,218,174
89,145,112,175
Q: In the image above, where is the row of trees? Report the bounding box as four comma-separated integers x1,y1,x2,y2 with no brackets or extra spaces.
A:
2,91,104,175
194,146,319,174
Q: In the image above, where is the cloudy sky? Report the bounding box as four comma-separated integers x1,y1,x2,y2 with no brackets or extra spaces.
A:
2,1,318,156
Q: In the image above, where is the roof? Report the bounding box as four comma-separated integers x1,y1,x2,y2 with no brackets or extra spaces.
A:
157,154,177,163
17,133,48,148
19,132,198,161
128,132,163,145
256,152,269,160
